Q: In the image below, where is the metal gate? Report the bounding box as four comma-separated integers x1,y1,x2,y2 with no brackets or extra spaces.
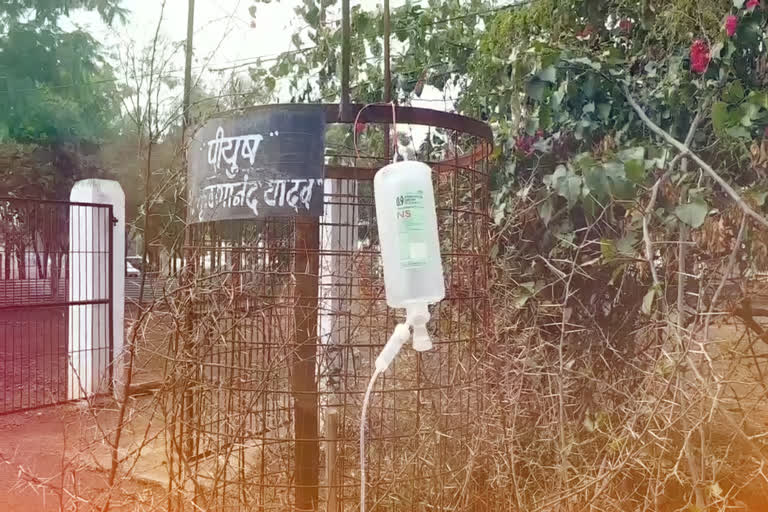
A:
0,197,114,413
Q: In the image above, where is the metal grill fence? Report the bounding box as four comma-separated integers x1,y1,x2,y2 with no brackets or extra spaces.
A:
0,198,114,413
167,105,493,512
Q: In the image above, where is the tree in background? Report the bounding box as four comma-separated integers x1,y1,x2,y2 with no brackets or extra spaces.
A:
0,0,125,148
0,1,126,282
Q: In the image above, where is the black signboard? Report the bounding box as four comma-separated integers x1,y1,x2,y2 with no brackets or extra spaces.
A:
187,105,326,223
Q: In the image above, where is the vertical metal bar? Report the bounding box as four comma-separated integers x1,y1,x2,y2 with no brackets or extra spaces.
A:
293,217,320,511
383,0,392,160
182,0,196,134
341,0,350,112
3,297,5,411
108,205,115,390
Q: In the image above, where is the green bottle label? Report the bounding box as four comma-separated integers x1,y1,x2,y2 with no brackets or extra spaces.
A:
396,190,428,268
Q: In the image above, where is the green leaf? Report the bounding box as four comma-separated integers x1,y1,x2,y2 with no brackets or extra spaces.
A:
583,102,595,114
551,88,565,112
624,159,645,183
711,41,724,59
723,81,745,104
582,194,602,219
617,147,645,162
734,0,745,7
527,80,546,101
603,162,625,181
674,199,709,228
513,282,536,308
567,56,601,70
712,102,729,134
557,176,583,208
597,103,611,121
583,166,610,200
726,126,751,139
538,65,557,83
609,264,627,286
748,91,768,109
543,166,564,189
747,187,768,206
741,103,760,126
601,238,617,262
304,3,320,26
538,197,554,226
616,231,638,256
611,178,636,200
525,117,540,136
547,165,583,208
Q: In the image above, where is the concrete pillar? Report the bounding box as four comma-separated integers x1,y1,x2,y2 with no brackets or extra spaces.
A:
68,179,125,400
318,177,357,509
318,178,358,399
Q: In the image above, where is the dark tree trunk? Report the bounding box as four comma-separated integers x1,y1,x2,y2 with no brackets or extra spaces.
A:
15,242,26,280
42,248,49,279
50,250,60,299
32,236,44,279
4,242,11,280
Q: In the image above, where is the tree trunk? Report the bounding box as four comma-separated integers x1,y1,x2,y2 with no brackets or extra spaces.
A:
50,250,60,299
4,242,11,279
42,247,50,280
15,242,26,280
32,234,44,279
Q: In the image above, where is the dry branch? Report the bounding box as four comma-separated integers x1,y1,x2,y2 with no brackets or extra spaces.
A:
624,86,768,230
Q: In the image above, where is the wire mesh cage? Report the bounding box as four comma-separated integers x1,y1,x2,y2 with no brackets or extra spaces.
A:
169,105,493,511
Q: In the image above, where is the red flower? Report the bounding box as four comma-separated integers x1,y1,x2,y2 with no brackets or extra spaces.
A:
690,40,711,74
576,24,594,39
725,15,738,37
355,121,366,135
763,125,768,138
619,18,633,33
747,0,760,9
515,135,536,156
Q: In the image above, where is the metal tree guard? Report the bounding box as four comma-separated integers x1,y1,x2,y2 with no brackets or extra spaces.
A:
171,104,492,511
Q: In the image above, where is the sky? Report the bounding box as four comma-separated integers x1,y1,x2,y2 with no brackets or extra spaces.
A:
67,0,453,109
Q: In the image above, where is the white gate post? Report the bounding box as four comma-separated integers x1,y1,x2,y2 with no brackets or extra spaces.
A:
318,178,358,399
318,177,357,506
68,179,125,400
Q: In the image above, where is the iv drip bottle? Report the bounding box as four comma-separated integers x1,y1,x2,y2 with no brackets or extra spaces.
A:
374,161,445,350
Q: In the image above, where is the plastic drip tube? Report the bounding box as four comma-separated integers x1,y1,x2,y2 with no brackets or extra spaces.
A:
361,323,410,512
375,323,411,372
360,367,380,512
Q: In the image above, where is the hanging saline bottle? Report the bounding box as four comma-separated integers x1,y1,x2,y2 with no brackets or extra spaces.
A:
374,160,445,352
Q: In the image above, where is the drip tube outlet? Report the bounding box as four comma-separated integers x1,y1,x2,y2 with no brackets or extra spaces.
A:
406,303,432,352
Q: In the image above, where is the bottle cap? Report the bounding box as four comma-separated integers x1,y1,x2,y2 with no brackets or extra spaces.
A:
412,324,432,352
406,303,433,352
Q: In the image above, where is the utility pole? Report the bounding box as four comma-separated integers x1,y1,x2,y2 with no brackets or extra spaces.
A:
182,0,195,133
383,0,392,159
171,0,195,277
341,0,350,115
180,0,196,464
